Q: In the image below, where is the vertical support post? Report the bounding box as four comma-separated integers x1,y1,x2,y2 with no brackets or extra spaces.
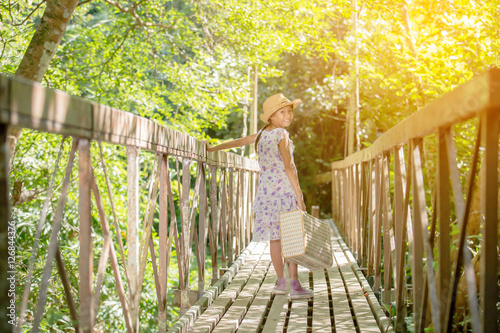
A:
158,154,168,332
79,139,94,332
393,146,408,331
227,167,234,262
480,109,498,333
209,165,219,283
373,157,382,292
198,163,208,292
382,154,393,305
0,123,12,332
126,146,140,331
437,128,451,327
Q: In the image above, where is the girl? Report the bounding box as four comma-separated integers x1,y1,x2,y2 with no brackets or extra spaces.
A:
204,93,313,299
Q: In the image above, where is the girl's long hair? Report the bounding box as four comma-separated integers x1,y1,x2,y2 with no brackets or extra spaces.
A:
254,124,270,153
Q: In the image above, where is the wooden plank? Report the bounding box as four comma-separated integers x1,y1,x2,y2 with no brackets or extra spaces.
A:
480,109,498,333
411,141,440,331
190,242,267,332
331,68,500,170
261,293,288,333
237,252,275,333
381,154,393,305
126,145,140,331
212,244,271,332
286,267,310,333
330,221,393,332
17,138,66,332
32,140,77,333
78,139,94,333
168,242,258,333
393,146,408,332
373,157,382,291
331,237,380,332
312,269,333,332
326,260,356,332
159,154,169,332
90,172,134,332
437,128,451,329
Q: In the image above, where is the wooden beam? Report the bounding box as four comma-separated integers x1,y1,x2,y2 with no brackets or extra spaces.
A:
78,139,94,333
332,68,500,169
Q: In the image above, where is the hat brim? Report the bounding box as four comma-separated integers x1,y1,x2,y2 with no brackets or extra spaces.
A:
260,99,302,123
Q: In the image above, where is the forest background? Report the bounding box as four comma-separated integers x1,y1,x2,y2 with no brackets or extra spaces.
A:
1,0,499,331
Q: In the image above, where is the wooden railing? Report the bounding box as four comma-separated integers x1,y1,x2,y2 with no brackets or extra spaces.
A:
0,75,259,332
331,68,499,332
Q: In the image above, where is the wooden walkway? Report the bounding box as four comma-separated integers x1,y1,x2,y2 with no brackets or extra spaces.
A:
169,221,393,333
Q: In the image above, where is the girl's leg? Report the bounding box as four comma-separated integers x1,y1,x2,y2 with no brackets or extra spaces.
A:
270,240,287,294
286,254,314,299
270,240,285,278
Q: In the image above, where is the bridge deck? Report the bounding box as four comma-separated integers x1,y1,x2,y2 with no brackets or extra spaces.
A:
170,221,393,333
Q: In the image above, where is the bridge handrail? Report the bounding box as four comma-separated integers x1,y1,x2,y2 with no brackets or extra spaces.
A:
0,75,259,171
332,68,500,169
0,74,259,332
330,68,499,332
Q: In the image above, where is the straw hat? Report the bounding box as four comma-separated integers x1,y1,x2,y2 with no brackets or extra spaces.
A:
260,93,302,124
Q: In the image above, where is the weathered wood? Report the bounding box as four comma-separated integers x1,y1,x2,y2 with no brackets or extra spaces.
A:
286,268,310,333
381,154,393,305
326,263,356,332
411,141,440,332
260,296,288,333
126,145,140,331
97,142,131,289
443,127,482,332
437,128,451,329
158,154,169,332
55,245,79,332
227,168,235,264
373,157,382,291
90,172,134,332
168,243,258,333
220,168,228,269
32,139,77,333
209,165,220,283
17,137,66,332
393,146,408,332
330,221,393,332
190,243,265,332
212,244,270,333
237,252,274,333
367,160,375,277
331,68,500,170
78,139,94,333
480,109,498,333
1,75,259,171
332,238,380,332
312,269,333,332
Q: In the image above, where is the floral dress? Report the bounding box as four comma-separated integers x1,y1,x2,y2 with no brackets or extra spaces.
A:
252,128,298,242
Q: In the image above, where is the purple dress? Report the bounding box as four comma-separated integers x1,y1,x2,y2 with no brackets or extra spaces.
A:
252,128,298,242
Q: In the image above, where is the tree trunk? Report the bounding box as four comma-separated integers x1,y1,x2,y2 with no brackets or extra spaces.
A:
8,0,80,158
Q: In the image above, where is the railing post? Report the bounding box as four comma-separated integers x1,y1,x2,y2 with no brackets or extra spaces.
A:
0,123,12,333
79,139,94,332
126,146,140,331
480,109,498,333
437,128,451,328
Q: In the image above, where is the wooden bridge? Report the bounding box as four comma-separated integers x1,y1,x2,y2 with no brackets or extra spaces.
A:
0,68,498,332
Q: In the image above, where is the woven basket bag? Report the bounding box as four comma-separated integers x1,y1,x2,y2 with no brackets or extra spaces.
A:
279,209,333,271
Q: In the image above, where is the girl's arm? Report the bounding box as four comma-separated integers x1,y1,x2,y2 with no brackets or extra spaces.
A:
278,136,306,211
204,133,257,152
